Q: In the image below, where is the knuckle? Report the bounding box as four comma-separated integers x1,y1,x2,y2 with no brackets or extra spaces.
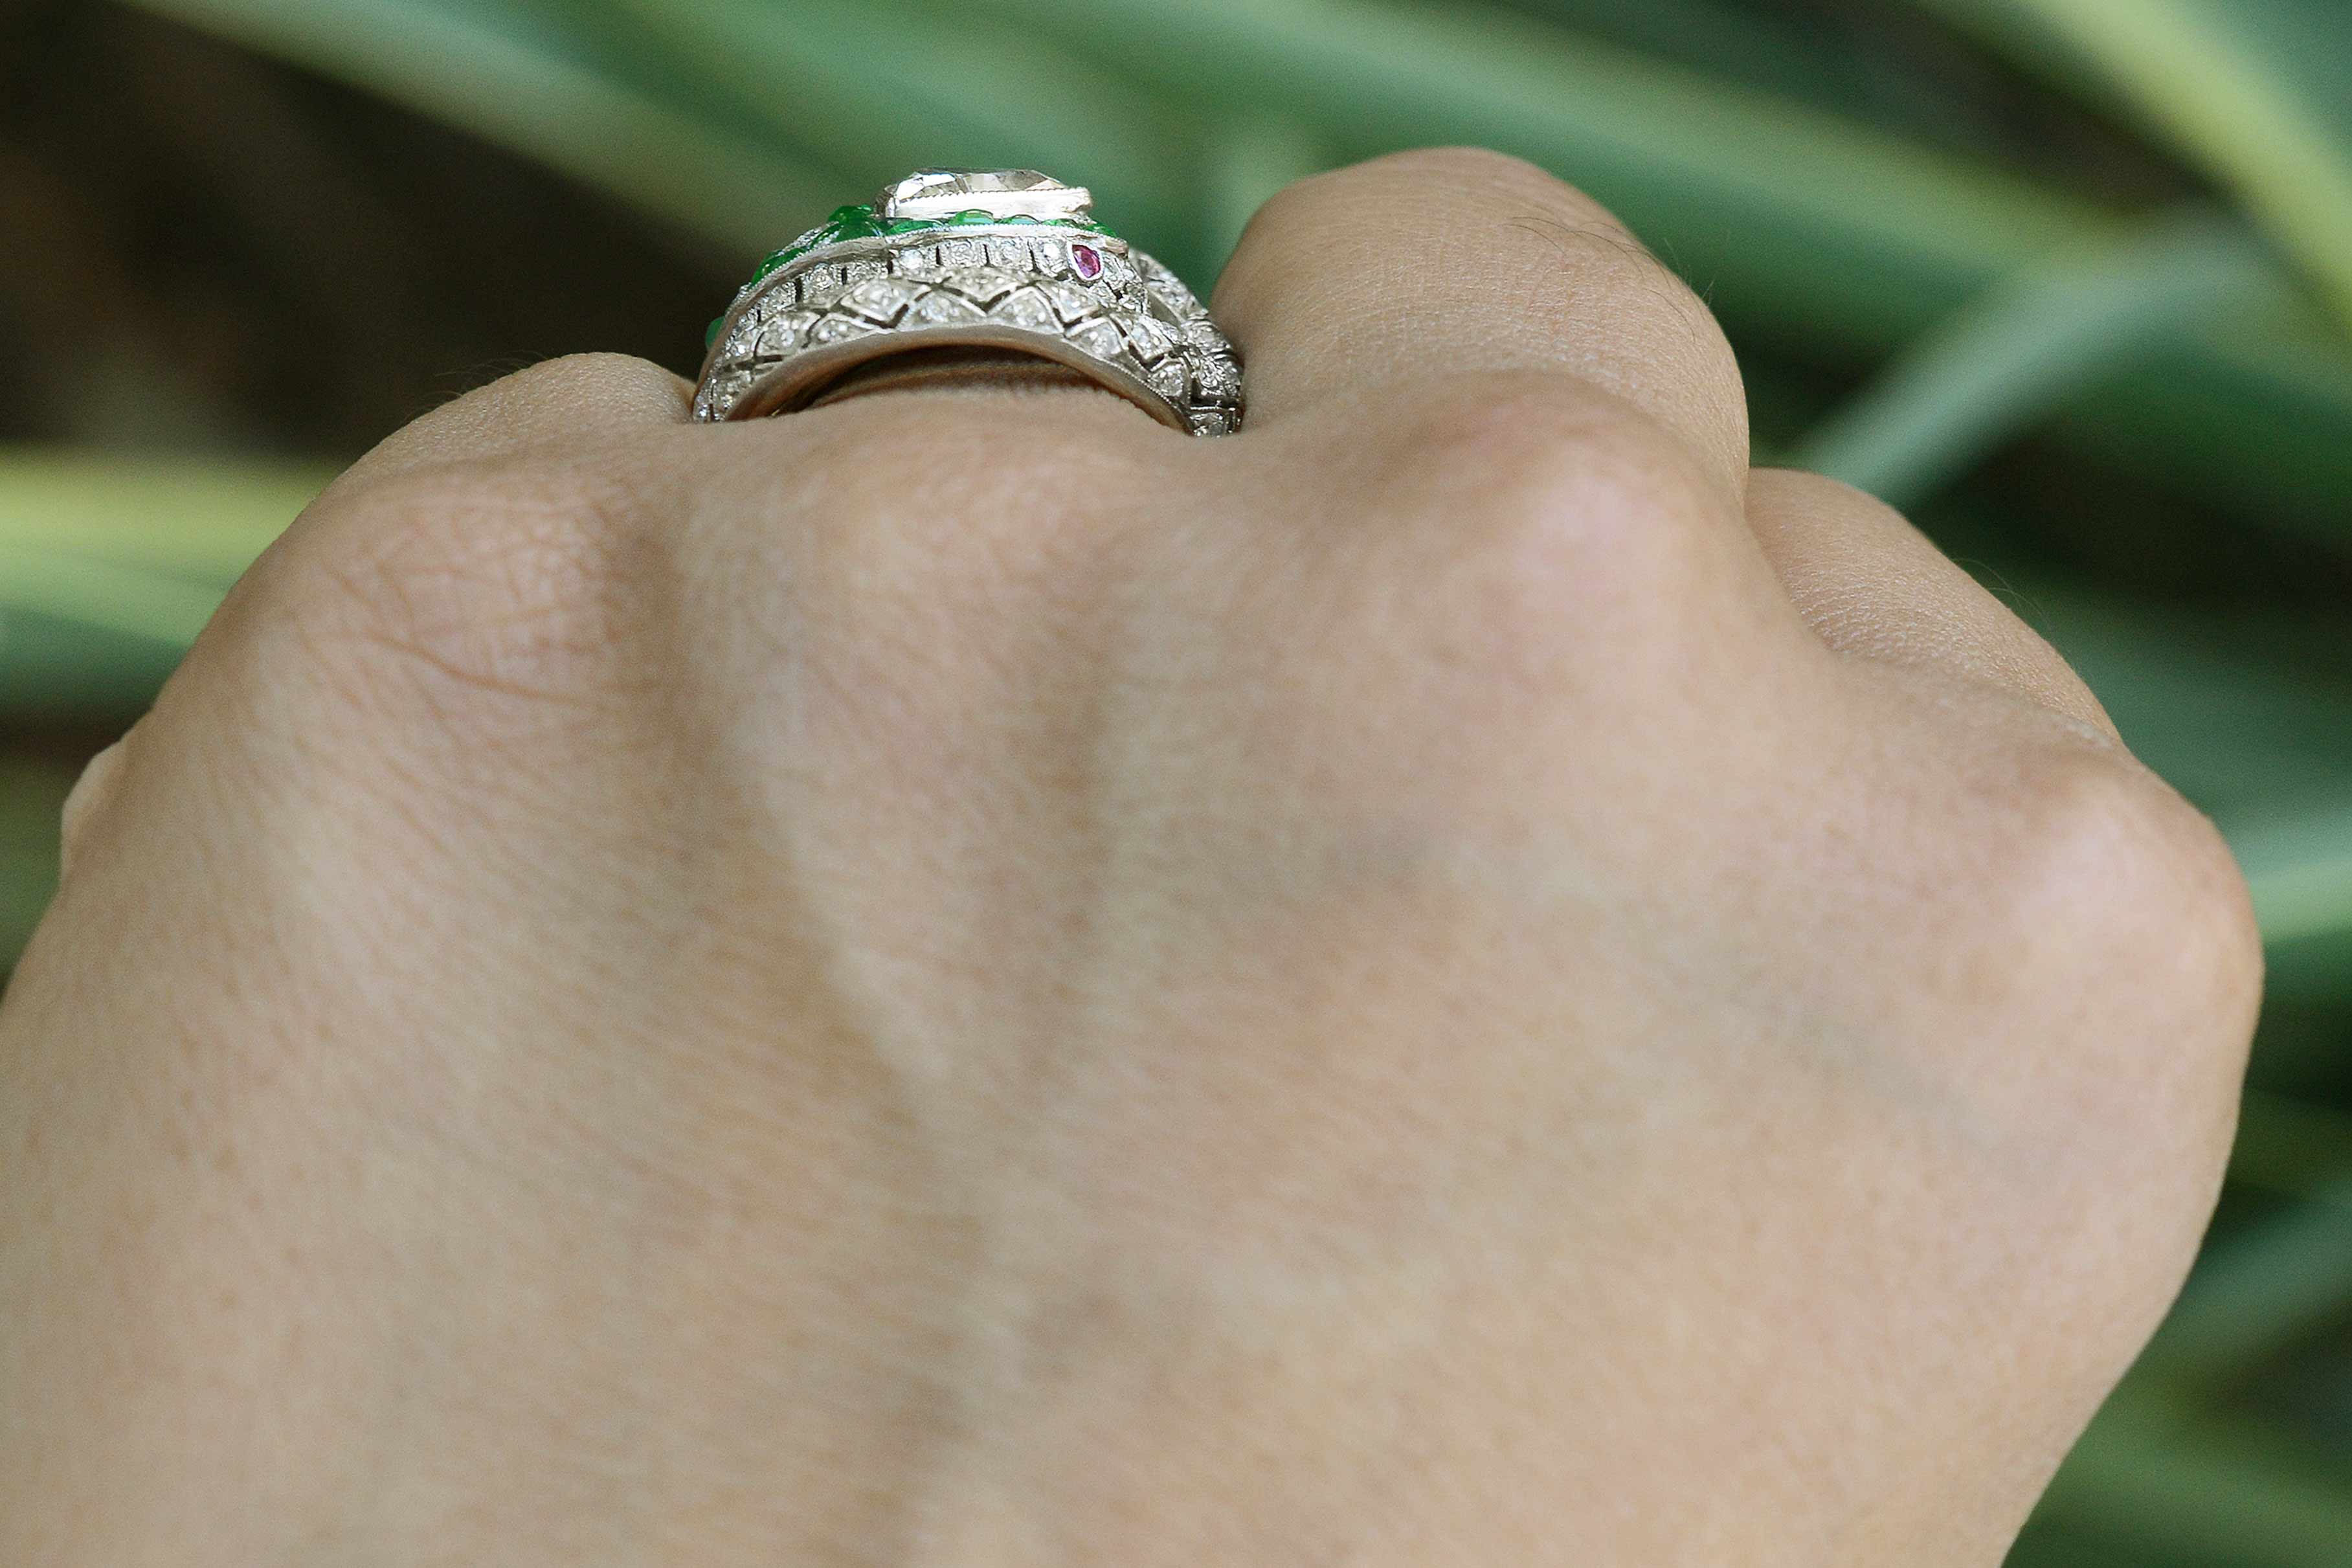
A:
1977,746,2263,1100
1250,146,1641,281
253,458,652,732
507,350,677,395
1235,148,1743,475
446,352,682,427
1379,375,1736,640
2129,791,2267,1035
1349,148,1733,393
341,355,684,489
1330,146,1607,216
1264,377,1753,811
1960,751,2264,1312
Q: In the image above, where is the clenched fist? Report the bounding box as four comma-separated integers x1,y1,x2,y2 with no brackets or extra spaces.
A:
0,150,2261,1567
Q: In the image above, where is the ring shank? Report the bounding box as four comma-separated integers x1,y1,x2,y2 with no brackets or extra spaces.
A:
797,348,1129,412
728,322,1193,431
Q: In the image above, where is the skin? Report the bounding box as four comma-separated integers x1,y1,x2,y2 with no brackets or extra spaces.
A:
0,149,2261,1565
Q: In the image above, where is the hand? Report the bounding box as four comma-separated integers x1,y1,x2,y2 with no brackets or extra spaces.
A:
0,150,2261,1567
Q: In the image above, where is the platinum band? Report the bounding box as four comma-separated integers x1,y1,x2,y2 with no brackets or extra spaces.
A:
693,172,1244,437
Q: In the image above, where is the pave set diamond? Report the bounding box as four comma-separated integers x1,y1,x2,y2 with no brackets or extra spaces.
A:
695,170,1243,437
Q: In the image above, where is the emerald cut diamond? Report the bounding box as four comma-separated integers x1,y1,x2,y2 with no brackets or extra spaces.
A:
879,169,1093,224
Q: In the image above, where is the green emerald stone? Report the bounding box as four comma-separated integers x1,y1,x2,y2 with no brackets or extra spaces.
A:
733,192,1125,300
705,315,725,350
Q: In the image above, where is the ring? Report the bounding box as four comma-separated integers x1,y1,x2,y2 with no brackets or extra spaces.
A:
693,169,1245,437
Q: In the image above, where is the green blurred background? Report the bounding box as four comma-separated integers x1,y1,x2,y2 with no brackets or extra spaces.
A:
3,0,2349,1558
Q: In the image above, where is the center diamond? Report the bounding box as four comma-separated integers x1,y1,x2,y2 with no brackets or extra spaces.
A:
878,168,1094,223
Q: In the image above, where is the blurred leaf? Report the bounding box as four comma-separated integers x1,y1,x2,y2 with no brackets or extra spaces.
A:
1511,0,1890,110
1798,209,2283,509
0,550,232,651
0,759,71,970
0,449,326,633
0,449,325,713
2005,577,2352,823
1914,0,2352,331
1197,113,1336,265
2006,1518,2246,1568
607,0,1205,253
120,0,842,251
2037,1394,2352,1567
0,447,324,585
2233,802,2352,952
2230,1088,2352,1205
2131,1171,2352,1405
0,610,186,721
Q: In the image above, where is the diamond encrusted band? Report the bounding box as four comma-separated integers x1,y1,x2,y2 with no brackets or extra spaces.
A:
693,170,1244,438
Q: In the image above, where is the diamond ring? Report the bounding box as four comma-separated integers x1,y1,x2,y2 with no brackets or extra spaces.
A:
693,169,1245,438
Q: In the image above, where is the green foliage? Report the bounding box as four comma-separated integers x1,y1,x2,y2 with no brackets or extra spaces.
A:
1794,208,2283,510
1916,0,2352,329
7,1,2352,1556
0,760,71,967
0,449,333,711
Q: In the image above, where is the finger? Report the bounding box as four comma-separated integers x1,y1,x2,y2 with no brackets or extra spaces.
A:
1745,468,2120,739
170,354,696,751
326,352,693,496
1211,147,1749,497
244,352,694,612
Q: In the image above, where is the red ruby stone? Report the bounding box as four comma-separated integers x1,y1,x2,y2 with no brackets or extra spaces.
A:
1071,244,1103,280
